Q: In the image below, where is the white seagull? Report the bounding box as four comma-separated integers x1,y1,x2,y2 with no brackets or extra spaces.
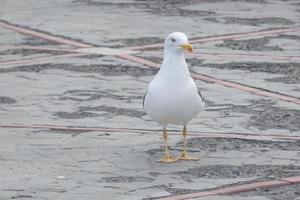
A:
144,32,205,163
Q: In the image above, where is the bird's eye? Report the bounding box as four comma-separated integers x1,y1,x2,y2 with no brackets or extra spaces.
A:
171,38,176,42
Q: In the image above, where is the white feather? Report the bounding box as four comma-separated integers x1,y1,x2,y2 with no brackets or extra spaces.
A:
144,32,204,126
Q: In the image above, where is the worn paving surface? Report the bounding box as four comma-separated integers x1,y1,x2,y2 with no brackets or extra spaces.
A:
0,0,300,199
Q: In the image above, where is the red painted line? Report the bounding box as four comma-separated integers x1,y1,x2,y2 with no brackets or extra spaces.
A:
117,54,160,69
269,136,300,141
0,21,299,105
116,54,300,105
147,51,300,61
128,43,164,51
158,191,218,200
213,180,289,195
1,21,299,104
0,53,86,66
0,20,93,48
1,123,300,141
158,177,300,200
128,27,300,51
191,73,300,105
14,124,300,140
281,176,300,184
0,124,164,135
0,45,77,54
189,134,300,141
193,52,300,61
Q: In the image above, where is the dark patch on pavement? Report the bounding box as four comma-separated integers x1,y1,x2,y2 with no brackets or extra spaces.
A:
204,17,294,26
78,54,104,59
277,34,300,41
67,63,157,77
3,49,62,56
172,164,300,181
46,129,94,134
11,194,34,199
73,0,146,8
146,148,164,156
215,33,300,52
54,111,98,119
187,137,300,151
148,172,163,177
54,106,145,119
249,106,300,132
0,63,157,77
79,105,146,118
0,96,16,104
77,0,215,17
206,99,300,131
140,5,215,17
159,185,198,195
142,185,199,198
61,90,141,102
216,37,283,51
266,76,300,84
195,62,300,84
0,64,51,73
294,88,300,93
20,36,58,46
101,175,154,183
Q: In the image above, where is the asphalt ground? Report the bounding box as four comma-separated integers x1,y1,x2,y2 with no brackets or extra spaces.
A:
0,0,299,199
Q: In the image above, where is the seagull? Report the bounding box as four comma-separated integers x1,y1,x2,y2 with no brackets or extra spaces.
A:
144,32,205,163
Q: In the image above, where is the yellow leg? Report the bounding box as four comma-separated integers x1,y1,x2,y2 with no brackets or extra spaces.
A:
158,128,177,163
178,126,199,161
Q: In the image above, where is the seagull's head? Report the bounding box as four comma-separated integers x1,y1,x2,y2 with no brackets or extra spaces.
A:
164,32,193,53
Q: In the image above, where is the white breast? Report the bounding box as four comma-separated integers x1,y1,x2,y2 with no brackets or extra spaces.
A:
144,74,204,126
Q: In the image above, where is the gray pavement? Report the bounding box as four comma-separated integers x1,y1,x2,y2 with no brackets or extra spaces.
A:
0,0,300,200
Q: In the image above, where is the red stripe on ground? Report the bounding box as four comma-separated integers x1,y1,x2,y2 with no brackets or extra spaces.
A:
128,27,300,51
128,43,164,51
158,191,218,200
0,20,93,48
191,73,300,105
0,45,77,53
281,176,300,184
0,124,156,134
192,52,300,61
116,54,300,105
1,123,300,141
1,21,299,104
158,177,299,200
213,180,288,195
1,21,299,105
117,54,160,68
145,51,300,61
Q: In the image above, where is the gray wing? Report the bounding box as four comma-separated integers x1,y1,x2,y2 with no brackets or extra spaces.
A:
143,90,147,109
192,77,205,102
198,89,204,102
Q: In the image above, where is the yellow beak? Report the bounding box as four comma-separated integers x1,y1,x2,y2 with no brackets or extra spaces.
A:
181,43,193,52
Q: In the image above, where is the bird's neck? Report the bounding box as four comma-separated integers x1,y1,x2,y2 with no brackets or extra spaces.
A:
161,49,190,77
